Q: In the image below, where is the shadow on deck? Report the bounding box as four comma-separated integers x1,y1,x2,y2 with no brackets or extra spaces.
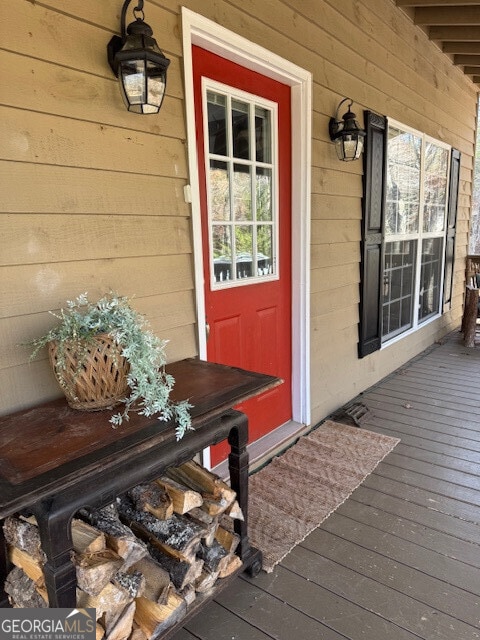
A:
173,330,480,640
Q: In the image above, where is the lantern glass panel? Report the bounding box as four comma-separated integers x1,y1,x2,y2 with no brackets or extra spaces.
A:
121,60,146,106
335,134,363,161
146,61,165,109
119,59,166,114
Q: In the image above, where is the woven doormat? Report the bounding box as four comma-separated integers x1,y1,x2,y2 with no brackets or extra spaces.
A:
248,420,400,572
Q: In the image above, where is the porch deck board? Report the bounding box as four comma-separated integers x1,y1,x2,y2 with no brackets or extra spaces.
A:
172,332,480,640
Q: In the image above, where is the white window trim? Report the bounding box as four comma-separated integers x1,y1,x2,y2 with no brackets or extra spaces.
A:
382,117,451,346
181,8,312,449
202,79,280,290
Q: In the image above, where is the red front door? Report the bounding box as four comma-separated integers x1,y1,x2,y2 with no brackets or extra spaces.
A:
193,46,292,466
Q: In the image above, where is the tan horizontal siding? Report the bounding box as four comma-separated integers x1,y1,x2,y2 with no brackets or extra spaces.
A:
0,215,191,266
0,107,188,177
0,163,189,216
0,254,194,319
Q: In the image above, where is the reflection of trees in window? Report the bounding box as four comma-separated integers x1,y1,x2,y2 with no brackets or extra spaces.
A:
382,123,450,341
419,238,442,320
206,88,275,284
256,169,272,221
210,162,230,221
213,226,231,259
233,165,252,221
386,129,421,235
423,143,448,233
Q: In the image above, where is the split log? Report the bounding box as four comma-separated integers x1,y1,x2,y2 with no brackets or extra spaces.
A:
96,622,105,640
8,545,44,584
156,477,203,514
215,526,240,554
185,511,218,547
3,515,45,562
7,546,48,603
72,518,106,554
106,601,136,640
226,500,244,521
166,461,236,513
134,592,186,640
196,540,231,574
113,570,146,600
5,567,48,608
179,583,196,607
148,545,204,591
129,623,148,640
74,549,124,596
117,496,205,562
218,554,243,579
194,569,219,594
77,581,132,626
128,557,171,605
80,505,148,569
187,507,216,525
199,498,230,517
128,483,174,521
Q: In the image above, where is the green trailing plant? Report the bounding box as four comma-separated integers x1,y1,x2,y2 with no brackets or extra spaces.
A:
28,293,193,440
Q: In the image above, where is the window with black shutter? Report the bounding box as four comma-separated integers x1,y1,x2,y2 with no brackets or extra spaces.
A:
359,114,461,358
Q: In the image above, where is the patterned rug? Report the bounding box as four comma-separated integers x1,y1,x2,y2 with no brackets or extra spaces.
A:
248,420,400,572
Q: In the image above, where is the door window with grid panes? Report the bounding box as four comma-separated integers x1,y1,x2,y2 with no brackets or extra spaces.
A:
204,82,278,289
382,122,450,342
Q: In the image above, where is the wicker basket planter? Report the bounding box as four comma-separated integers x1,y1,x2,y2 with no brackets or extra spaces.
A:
48,333,129,411
28,293,191,438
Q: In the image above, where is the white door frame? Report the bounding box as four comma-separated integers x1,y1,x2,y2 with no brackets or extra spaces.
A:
181,8,312,440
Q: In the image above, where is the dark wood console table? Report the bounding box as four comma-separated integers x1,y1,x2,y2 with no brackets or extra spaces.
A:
0,358,279,633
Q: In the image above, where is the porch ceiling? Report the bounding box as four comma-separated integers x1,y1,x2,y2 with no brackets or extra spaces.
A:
396,0,480,88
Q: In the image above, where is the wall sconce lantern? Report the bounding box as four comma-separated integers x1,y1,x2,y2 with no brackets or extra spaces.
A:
107,0,170,114
329,98,366,161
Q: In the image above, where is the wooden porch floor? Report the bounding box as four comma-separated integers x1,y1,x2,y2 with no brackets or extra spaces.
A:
172,331,480,640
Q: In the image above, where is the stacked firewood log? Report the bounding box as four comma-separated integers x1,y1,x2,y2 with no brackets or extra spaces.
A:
3,460,243,640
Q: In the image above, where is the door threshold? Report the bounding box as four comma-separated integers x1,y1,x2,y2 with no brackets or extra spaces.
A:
212,419,310,480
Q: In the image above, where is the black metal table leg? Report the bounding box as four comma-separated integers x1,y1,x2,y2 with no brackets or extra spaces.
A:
33,504,77,608
227,410,263,576
0,520,11,607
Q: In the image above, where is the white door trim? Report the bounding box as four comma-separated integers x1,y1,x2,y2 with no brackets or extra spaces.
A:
181,8,312,440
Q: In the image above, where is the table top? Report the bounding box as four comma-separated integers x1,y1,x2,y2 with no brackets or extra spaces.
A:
0,358,280,514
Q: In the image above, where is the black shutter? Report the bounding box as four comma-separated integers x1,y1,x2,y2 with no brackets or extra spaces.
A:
358,111,387,358
443,148,461,308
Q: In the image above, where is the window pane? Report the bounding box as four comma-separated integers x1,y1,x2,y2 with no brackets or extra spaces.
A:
210,161,230,221
235,225,253,279
233,164,252,221
207,92,227,156
206,85,278,287
257,225,273,276
419,237,443,321
382,240,416,338
232,100,250,160
423,142,448,233
386,127,421,234
255,106,272,163
256,168,272,221
212,225,233,282
382,123,449,343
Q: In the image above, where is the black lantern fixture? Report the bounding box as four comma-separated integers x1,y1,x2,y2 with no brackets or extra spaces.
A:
107,0,170,114
329,98,366,161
